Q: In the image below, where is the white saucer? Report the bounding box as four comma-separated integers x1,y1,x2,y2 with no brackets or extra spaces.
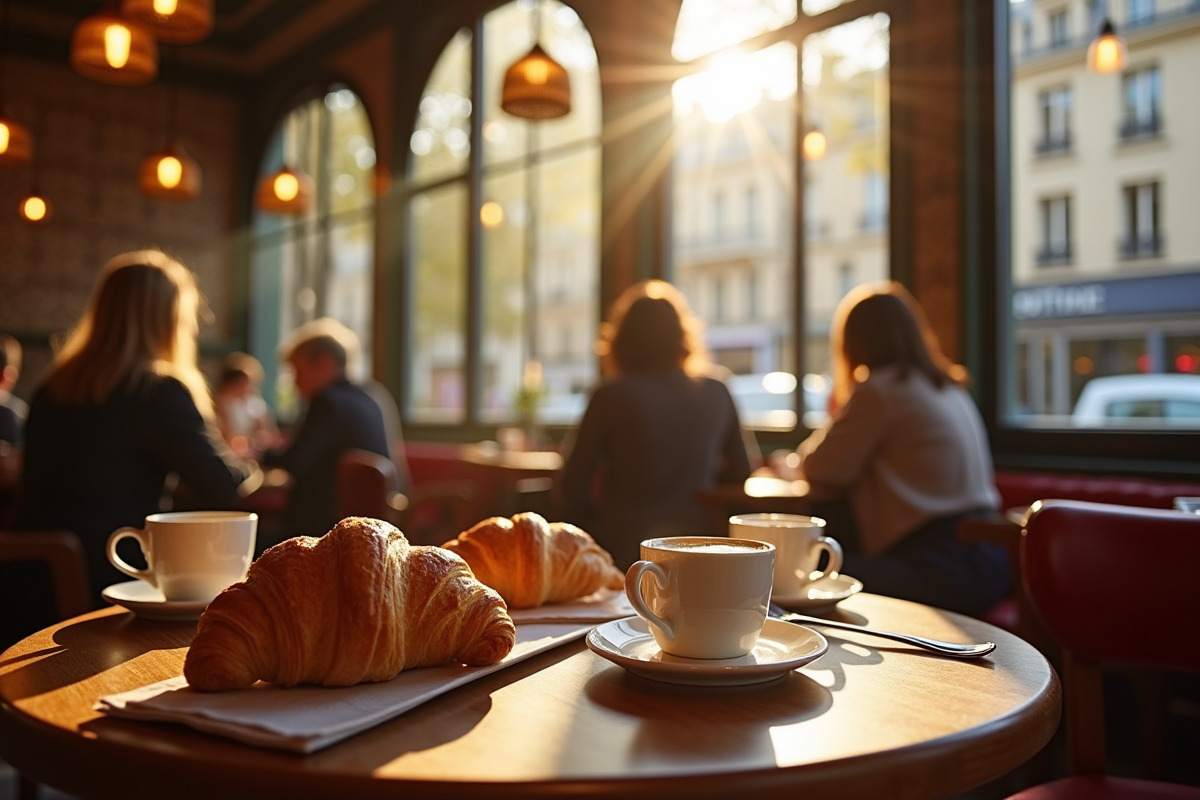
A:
101,581,209,622
771,573,863,611
586,616,827,687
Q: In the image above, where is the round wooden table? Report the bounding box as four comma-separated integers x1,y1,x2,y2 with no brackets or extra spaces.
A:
0,593,1060,800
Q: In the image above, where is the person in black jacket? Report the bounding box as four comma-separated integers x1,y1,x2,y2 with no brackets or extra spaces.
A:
9,250,258,644
261,318,392,541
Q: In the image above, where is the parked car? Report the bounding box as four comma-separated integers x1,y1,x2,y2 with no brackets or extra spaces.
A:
1071,374,1200,427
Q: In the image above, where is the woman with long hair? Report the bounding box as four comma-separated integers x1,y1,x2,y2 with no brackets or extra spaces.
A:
559,280,755,568
796,281,1007,616
12,250,257,620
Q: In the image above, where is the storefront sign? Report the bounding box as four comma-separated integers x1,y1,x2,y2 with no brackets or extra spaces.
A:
1012,270,1200,321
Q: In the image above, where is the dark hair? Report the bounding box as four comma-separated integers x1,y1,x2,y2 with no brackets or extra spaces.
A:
218,352,265,389
598,280,709,377
832,281,967,406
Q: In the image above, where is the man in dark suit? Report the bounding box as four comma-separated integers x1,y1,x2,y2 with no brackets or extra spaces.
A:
262,319,393,540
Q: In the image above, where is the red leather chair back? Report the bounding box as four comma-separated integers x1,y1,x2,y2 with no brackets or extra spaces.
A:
1021,499,1200,673
336,449,398,521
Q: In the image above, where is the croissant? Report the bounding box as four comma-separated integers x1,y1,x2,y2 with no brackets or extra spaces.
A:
440,512,624,609
184,516,516,692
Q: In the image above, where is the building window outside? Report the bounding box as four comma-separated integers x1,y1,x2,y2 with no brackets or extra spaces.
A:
670,1,890,432
1121,182,1161,259
1036,86,1072,154
1037,195,1072,265
1120,65,1161,139
249,86,376,416
1048,8,1069,48
404,1,601,427
1128,0,1156,25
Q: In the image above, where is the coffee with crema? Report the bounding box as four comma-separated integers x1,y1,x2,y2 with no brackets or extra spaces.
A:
654,540,769,555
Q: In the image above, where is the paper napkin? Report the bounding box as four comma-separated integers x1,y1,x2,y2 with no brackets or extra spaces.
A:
97,591,633,754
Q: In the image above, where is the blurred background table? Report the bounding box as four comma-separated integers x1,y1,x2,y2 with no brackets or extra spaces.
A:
0,592,1060,800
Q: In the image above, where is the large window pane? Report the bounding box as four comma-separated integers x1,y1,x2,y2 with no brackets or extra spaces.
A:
411,31,472,186
410,183,468,423
1006,0,1200,430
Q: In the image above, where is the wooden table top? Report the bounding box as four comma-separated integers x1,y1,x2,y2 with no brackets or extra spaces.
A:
0,593,1060,800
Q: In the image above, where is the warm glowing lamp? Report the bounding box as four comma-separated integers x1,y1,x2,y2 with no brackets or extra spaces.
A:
121,0,213,44
0,115,32,165
255,165,313,215
70,5,158,85
500,1,570,119
1087,18,1126,74
19,192,49,222
480,200,504,228
803,128,827,161
138,144,201,200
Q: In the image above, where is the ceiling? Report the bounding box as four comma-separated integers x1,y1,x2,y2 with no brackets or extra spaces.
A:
5,0,387,79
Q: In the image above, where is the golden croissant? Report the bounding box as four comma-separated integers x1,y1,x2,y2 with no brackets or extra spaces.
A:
184,516,516,692
440,512,624,609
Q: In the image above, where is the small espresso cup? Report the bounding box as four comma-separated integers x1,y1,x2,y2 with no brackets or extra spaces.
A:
106,511,258,603
1174,496,1200,515
624,536,775,660
728,513,842,597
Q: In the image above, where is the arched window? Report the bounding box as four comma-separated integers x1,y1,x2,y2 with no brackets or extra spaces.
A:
670,0,890,432
248,85,377,418
404,0,601,428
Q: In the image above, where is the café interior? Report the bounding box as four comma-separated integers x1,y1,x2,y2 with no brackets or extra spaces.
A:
1,0,1199,798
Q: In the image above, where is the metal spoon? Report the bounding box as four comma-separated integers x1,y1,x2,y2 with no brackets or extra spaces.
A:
768,603,997,659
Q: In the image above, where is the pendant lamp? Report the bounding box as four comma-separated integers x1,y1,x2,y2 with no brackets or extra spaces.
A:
121,0,213,44
138,67,200,200
1087,18,1126,74
71,3,158,86
500,0,570,119
19,190,49,222
256,165,313,215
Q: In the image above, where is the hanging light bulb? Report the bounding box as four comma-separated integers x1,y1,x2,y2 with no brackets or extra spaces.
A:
1087,18,1126,74
138,144,201,200
19,191,49,222
70,4,158,86
802,128,827,161
0,115,31,165
500,1,570,119
255,165,313,215
121,0,213,45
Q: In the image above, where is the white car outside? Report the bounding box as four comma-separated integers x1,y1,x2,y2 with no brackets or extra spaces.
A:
1071,374,1200,427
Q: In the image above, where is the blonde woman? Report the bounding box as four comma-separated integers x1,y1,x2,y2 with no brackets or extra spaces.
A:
13,250,257,617
795,281,1007,616
560,280,755,568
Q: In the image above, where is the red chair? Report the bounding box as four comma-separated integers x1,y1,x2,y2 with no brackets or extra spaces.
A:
1006,499,1200,800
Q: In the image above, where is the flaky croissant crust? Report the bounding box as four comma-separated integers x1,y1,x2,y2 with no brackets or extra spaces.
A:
184,516,516,691
441,512,624,609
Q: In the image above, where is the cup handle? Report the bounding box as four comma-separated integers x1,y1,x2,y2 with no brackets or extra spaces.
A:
624,560,675,642
106,527,155,588
804,536,843,580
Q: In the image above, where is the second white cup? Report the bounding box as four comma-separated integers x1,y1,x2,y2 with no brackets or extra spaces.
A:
729,513,842,597
624,536,775,659
106,511,258,603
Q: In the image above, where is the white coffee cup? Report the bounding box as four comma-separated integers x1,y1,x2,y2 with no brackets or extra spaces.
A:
729,513,843,597
106,511,258,603
624,536,775,660
1174,496,1200,515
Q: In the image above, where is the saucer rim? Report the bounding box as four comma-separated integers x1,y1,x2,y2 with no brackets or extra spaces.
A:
101,580,209,620
771,573,864,609
586,616,827,686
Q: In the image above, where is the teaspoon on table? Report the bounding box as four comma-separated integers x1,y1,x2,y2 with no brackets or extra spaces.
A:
768,603,997,659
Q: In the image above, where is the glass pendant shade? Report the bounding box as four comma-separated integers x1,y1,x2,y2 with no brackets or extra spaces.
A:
256,165,313,215
19,192,50,222
1087,19,1126,74
70,7,158,86
138,144,201,200
0,115,32,165
121,0,213,45
501,44,571,119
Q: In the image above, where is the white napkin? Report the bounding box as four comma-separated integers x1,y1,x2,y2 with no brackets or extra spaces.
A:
96,591,633,754
508,587,633,623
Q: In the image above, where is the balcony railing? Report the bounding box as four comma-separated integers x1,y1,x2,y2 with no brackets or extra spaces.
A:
1035,244,1072,266
1034,134,1072,156
1119,234,1164,259
1119,114,1163,141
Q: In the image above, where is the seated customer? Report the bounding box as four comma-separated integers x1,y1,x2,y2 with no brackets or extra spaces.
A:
261,318,392,540
794,281,1008,616
12,250,258,625
559,280,756,569
213,351,280,459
